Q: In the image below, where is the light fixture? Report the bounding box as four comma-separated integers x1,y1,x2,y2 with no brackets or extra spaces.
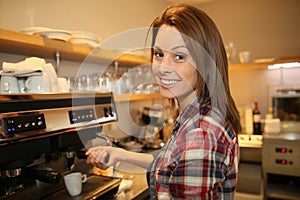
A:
267,62,300,70
267,61,300,84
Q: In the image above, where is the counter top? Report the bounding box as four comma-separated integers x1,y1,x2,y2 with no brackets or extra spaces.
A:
238,134,263,148
93,161,149,200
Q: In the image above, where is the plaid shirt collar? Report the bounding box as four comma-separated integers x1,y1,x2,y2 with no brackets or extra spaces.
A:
173,97,211,136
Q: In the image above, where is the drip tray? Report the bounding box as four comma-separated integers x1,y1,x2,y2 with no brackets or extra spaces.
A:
44,175,121,200
2,175,121,200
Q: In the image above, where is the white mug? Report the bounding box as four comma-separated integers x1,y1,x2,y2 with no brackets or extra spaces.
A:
239,51,251,63
44,63,58,92
57,77,69,93
0,75,19,93
17,77,27,93
25,73,52,93
64,172,87,196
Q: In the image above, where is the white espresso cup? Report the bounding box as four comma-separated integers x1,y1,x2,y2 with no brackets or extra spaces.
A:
57,77,69,92
25,73,52,93
0,75,19,93
64,172,87,196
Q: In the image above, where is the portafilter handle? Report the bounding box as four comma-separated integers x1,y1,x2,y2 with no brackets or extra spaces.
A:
76,150,87,159
33,170,62,184
76,150,109,163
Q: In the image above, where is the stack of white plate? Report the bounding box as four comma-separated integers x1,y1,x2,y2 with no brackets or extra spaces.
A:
21,27,101,47
69,31,101,48
21,27,51,34
35,29,71,42
21,27,72,42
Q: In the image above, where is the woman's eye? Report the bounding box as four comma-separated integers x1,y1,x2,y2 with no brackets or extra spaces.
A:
154,51,163,59
174,53,186,62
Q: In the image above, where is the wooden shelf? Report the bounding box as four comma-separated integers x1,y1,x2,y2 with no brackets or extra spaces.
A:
229,62,271,70
229,56,300,71
114,93,163,102
0,28,150,67
0,29,163,115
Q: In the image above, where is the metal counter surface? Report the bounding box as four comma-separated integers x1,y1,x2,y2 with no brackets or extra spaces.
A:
94,161,149,200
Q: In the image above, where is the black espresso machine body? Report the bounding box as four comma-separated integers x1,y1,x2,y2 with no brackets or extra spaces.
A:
0,92,121,199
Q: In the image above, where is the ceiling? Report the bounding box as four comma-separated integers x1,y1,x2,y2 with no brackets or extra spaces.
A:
165,0,215,4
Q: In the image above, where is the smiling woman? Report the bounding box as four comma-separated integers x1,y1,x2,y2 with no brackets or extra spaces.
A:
86,3,241,199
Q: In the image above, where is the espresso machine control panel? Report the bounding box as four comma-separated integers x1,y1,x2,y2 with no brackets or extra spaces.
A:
2,113,46,135
69,108,95,124
68,106,115,124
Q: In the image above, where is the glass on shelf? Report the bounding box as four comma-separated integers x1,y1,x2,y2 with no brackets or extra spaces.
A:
71,65,158,94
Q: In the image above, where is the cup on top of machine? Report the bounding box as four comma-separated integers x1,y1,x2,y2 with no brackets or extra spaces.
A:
239,51,251,63
57,77,69,93
25,72,52,93
0,75,20,93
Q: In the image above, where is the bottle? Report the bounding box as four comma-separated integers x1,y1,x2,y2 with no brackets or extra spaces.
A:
253,100,262,135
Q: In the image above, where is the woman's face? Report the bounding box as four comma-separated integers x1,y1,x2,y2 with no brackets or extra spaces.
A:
152,25,198,104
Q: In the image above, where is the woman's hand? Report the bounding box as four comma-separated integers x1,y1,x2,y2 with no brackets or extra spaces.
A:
86,145,154,170
85,146,125,169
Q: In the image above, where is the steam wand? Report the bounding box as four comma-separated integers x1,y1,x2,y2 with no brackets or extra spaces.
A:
66,151,75,171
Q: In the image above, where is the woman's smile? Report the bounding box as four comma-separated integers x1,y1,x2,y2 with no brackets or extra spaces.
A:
159,77,181,88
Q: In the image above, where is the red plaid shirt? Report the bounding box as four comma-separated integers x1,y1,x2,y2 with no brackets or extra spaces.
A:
148,99,239,199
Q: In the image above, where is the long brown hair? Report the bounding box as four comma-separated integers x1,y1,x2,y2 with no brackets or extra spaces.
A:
149,4,241,133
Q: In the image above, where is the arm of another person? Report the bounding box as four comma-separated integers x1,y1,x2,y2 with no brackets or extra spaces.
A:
86,146,154,169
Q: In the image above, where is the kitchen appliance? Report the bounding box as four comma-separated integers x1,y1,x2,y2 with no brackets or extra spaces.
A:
262,133,300,200
262,89,300,199
0,92,121,199
272,90,300,132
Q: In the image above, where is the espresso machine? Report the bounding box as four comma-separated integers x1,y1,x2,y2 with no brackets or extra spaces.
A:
0,92,121,199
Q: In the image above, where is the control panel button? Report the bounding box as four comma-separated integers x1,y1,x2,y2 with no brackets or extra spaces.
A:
276,159,288,165
103,107,114,118
103,107,109,117
275,147,287,153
